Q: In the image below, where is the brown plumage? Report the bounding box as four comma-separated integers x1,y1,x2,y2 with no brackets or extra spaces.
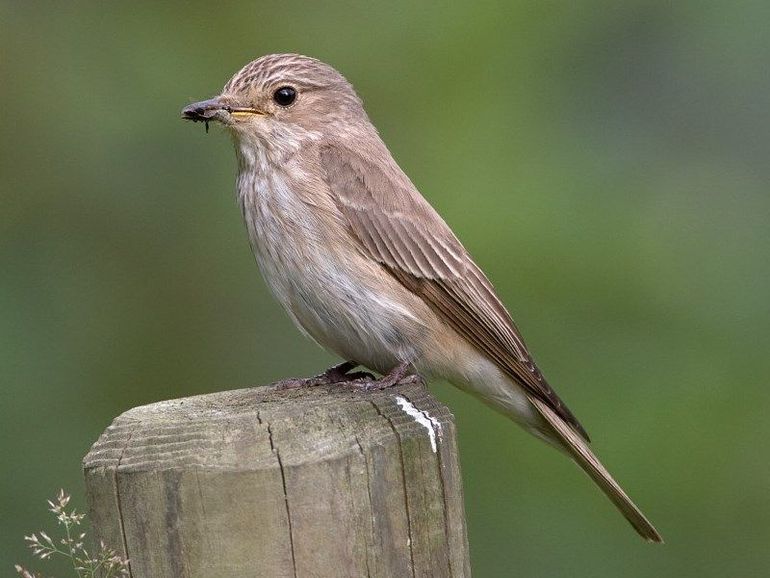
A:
182,53,662,542
321,144,590,441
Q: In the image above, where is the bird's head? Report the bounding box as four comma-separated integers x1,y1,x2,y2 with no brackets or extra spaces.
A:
182,53,367,159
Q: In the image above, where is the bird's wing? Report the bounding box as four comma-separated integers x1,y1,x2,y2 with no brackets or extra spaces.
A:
321,144,589,440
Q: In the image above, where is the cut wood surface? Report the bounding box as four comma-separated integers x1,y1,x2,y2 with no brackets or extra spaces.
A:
83,380,470,577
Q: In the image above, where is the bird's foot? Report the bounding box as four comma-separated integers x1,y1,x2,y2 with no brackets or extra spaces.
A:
323,360,376,383
274,361,375,390
353,362,421,391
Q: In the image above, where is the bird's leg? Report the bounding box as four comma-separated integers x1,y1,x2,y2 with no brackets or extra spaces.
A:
356,361,422,391
322,360,375,383
274,360,375,390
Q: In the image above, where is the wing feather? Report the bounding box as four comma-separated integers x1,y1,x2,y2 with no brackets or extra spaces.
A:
322,144,588,440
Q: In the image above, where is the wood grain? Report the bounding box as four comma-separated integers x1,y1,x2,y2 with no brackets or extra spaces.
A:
83,381,470,577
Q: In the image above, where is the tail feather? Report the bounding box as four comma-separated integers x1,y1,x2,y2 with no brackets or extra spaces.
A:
529,396,663,543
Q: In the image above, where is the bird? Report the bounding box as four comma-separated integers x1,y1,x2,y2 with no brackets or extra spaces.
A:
181,53,662,542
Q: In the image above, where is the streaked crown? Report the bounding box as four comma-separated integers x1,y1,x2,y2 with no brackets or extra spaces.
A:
223,53,357,98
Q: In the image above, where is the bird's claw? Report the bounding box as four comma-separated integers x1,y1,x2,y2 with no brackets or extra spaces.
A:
352,373,422,391
274,361,420,392
274,361,375,390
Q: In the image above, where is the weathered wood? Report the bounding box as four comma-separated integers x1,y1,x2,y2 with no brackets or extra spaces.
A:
83,381,470,577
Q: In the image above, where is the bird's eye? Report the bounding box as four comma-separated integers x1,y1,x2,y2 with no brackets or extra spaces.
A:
273,86,297,107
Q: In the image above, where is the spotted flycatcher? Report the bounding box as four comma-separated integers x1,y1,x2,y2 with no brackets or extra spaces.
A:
182,53,661,542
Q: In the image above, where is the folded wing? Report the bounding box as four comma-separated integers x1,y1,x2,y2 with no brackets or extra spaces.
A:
321,143,589,440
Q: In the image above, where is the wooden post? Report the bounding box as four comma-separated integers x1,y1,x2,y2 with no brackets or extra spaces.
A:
83,380,470,577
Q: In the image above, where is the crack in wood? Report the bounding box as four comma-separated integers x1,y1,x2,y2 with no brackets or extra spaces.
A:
401,391,454,576
353,435,374,578
262,414,298,578
114,423,137,578
369,399,417,578
84,383,468,576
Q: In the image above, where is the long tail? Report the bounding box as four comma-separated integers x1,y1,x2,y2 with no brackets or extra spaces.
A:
528,395,663,543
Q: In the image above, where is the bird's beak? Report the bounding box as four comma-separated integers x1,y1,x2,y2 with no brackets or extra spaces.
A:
181,97,264,125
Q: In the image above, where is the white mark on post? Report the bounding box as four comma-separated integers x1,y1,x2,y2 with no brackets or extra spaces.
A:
395,396,442,453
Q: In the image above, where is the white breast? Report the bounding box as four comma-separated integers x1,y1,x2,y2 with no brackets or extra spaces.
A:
235,151,424,373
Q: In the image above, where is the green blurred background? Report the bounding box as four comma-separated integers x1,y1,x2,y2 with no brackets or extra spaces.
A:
2,1,769,576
